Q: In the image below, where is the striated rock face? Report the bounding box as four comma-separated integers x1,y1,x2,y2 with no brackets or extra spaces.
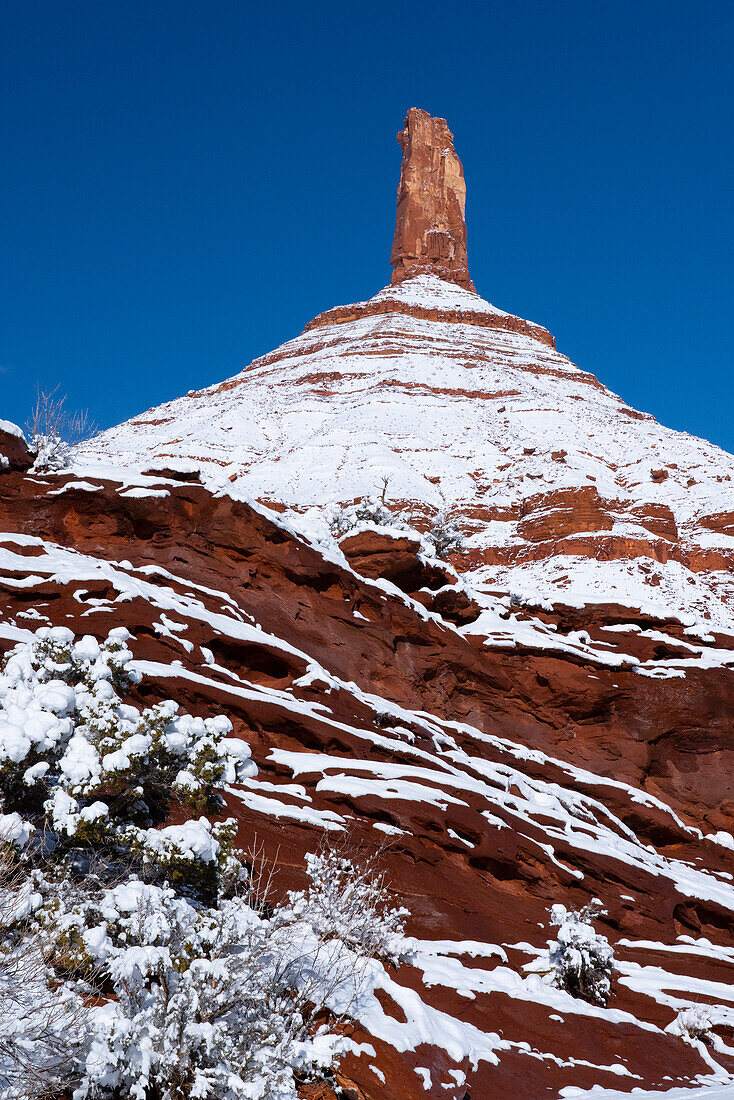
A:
2,465,734,1096
81,270,734,637
390,108,474,291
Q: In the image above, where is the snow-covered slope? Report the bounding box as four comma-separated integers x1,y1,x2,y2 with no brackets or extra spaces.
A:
81,274,734,633
2,459,734,1097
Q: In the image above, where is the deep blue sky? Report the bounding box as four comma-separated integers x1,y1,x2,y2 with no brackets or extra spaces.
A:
1,1,732,451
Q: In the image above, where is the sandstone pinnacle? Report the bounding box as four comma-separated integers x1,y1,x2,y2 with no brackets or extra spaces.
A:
390,107,475,291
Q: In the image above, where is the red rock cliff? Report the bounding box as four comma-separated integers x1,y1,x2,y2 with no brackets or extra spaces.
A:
390,107,475,291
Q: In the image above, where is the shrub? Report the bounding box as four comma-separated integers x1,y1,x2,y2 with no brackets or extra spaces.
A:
328,495,402,538
26,387,97,473
327,476,410,539
39,846,409,1100
427,511,464,558
287,843,410,967
548,900,614,1007
668,1005,714,1046
0,846,86,1100
0,626,255,895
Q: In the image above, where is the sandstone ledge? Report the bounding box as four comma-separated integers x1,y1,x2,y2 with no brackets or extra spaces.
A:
304,295,557,348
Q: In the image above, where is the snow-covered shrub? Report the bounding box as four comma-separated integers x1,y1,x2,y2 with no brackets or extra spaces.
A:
668,1005,714,1045
0,848,86,1100
287,844,410,966
427,510,464,558
0,627,256,894
36,844,409,1100
548,900,614,1007
327,477,412,539
328,494,404,538
43,878,343,1100
26,386,96,473
29,432,71,473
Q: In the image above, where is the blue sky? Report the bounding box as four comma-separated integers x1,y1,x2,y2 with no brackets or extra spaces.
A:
1,1,732,452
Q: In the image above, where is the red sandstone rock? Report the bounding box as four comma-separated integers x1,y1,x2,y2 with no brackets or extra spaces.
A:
518,485,613,542
390,108,475,291
303,294,556,347
0,422,32,472
339,529,453,593
2,468,734,1095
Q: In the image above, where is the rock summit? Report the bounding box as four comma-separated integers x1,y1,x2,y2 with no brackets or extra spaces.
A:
390,107,475,291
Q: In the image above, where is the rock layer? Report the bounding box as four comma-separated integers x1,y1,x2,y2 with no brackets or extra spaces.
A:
0,422,32,472
390,108,474,290
81,271,734,638
1,463,734,1097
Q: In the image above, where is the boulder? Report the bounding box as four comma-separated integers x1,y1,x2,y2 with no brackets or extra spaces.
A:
0,420,32,472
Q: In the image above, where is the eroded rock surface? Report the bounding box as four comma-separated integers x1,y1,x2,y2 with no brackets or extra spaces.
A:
1,466,734,1097
390,107,474,291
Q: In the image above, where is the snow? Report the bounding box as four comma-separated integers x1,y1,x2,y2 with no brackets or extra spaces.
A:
75,274,734,637
0,419,25,439
47,480,103,494
559,1087,734,1098
367,272,513,317
0,811,34,846
144,817,220,864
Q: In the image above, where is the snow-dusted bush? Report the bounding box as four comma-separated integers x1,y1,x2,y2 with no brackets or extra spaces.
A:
0,627,256,894
668,1005,714,1045
26,387,96,473
328,494,405,538
0,847,86,1100
47,879,342,1100
548,900,614,1007
30,433,71,473
36,847,409,1100
427,511,464,558
327,477,412,539
288,845,411,966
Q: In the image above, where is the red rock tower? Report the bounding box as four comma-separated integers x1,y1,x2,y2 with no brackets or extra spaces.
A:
390,107,475,292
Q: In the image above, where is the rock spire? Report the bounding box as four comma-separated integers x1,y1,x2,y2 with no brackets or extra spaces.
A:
390,107,475,292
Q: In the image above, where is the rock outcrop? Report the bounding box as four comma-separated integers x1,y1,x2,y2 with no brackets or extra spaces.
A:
0,421,32,472
1,463,734,1096
390,108,474,290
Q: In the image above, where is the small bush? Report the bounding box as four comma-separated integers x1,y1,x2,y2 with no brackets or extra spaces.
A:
0,847,86,1100
26,386,97,473
548,900,614,1007
428,511,464,558
39,845,409,1100
327,476,409,539
328,495,402,538
0,626,256,895
287,842,411,967
669,1005,714,1045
